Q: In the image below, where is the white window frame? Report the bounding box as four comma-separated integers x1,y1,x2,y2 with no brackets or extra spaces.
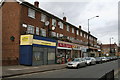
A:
76,30,79,35
52,19,56,27
40,28,46,37
41,13,47,22
67,25,70,32
58,21,63,29
51,31,56,37
27,25,34,34
72,28,74,33
28,8,35,19
36,27,39,35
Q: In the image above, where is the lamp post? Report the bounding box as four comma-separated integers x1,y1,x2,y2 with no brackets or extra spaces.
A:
110,37,113,56
88,16,99,57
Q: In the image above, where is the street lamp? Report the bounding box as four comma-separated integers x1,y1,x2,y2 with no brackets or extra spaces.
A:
88,16,99,57
110,37,113,56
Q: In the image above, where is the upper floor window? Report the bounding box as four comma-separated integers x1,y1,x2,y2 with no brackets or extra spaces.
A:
72,27,74,33
76,30,79,35
84,34,86,38
36,27,39,35
58,21,63,29
67,25,70,32
41,13,47,22
51,32,56,37
80,32,82,36
28,8,35,19
27,25,34,34
40,28,46,37
52,19,56,27
57,33,59,38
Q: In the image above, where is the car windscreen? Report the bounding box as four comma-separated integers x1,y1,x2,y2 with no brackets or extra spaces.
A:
72,58,80,62
85,58,91,60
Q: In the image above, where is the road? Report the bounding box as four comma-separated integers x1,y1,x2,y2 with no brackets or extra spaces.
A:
5,60,119,79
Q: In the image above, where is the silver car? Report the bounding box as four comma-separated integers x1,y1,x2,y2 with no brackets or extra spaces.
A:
66,58,87,69
84,57,96,65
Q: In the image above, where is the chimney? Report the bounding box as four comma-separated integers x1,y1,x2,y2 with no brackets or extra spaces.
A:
79,25,81,29
63,17,66,22
34,1,39,8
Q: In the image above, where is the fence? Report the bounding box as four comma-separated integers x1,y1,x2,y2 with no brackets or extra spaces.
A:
98,70,114,80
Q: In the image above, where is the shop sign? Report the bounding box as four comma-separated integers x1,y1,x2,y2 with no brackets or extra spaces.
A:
20,35,33,45
58,43,72,48
33,39,56,47
72,45,81,50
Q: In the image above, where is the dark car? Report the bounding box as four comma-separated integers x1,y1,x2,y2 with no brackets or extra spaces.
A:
95,57,102,64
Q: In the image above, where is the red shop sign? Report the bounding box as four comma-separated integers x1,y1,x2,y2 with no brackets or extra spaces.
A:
58,43,72,48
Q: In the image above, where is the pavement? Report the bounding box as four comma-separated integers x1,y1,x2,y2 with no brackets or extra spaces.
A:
1,64,66,79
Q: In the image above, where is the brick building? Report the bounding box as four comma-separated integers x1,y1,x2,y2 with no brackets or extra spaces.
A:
1,0,100,66
101,43,118,56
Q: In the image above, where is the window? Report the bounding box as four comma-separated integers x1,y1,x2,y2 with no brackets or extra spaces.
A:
76,30,79,35
52,19,56,27
67,25,70,32
28,8,35,18
84,34,86,38
51,32,56,37
36,27,39,35
27,25,34,34
41,13,47,22
57,33,59,38
58,22,63,29
80,32,82,36
40,28,46,37
72,28,74,33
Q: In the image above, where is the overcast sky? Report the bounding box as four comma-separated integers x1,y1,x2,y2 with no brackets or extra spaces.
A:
2,0,119,45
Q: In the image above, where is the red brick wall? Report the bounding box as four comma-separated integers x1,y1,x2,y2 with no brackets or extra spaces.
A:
2,2,21,65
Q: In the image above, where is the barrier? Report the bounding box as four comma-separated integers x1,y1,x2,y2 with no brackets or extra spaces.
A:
98,70,114,80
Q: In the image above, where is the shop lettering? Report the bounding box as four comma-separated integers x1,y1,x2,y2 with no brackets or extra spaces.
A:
58,43,72,48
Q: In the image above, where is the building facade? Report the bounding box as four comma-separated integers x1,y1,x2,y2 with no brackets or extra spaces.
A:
101,43,118,56
1,0,100,66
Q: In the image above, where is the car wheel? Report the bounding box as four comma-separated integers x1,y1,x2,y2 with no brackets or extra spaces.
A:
76,64,80,69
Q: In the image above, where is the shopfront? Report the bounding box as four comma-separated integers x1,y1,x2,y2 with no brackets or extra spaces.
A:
56,41,72,64
56,41,82,64
20,35,56,66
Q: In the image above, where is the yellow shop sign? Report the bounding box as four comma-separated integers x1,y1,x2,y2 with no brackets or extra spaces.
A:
20,35,33,45
33,39,56,46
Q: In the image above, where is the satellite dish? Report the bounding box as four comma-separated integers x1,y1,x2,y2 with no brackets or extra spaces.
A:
45,21,50,26
52,26,55,30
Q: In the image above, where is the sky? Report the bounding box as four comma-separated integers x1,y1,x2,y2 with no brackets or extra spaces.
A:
1,0,119,45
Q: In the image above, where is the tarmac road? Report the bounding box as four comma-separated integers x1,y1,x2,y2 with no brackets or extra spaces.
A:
5,60,119,79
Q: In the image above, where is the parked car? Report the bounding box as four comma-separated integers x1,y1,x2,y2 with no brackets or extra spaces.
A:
83,57,96,65
95,57,102,64
100,57,109,62
66,58,87,69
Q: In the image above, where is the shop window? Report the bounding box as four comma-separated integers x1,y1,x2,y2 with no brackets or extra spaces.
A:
52,19,56,27
27,25,34,34
36,27,39,35
41,13,47,22
72,27,74,33
67,25,70,32
28,8,35,19
48,52,55,60
58,21,63,29
40,28,46,37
